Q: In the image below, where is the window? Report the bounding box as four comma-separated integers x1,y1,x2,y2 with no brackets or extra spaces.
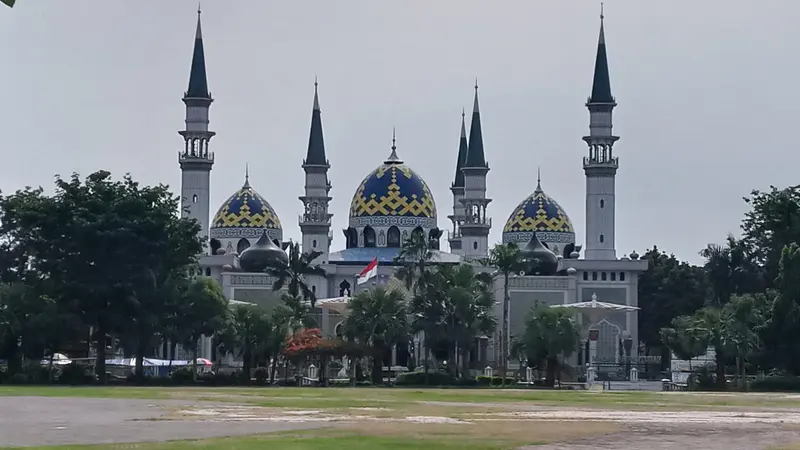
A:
205,268,211,276
312,239,317,248
601,272,607,281
364,227,376,248
600,199,604,208
610,272,616,281
311,285,316,294
473,242,478,250
192,194,198,203
583,272,588,281
620,272,626,281
592,271,598,281
599,234,605,243
387,226,401,248
237,238,250,254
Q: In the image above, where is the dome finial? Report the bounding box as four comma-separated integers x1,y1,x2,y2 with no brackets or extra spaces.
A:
384,127,403,164
536,166,542,190
243,163,250,188
600,2,604,21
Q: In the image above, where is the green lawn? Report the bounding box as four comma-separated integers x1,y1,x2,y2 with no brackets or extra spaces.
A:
2,385,799,410
8,433,521,450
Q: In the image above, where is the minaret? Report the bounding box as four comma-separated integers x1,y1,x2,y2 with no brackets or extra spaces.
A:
179,8,215,251
299,80,333,263
447,109,468,254
582,9,618,260
459,83,491,260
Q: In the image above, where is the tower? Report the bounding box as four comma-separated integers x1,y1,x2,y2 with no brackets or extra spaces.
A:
582,11,618,260
299,80,333,263
459,84,491,260
447,110,468,254
179,9,214,250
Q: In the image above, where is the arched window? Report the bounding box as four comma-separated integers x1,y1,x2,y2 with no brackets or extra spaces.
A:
312,239,317,248
601,272,607,281
599,234,605,243
387,226,401,248
600,199,604,208
192,194,198,203
411,227,424,241
237,238,250,254
364,226,376,248
339,280,351,297
473,241,478,250
345,227,358,249
311,285,316,294
205,268,211,276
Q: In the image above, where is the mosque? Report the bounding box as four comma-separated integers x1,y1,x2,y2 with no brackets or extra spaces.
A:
177,11,648,377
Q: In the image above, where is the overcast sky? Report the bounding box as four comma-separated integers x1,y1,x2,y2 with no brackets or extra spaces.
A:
0,1,796,264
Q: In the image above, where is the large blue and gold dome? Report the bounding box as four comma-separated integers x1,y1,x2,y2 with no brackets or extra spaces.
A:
348,146,437,229
210,176,283,241
502,181,575,250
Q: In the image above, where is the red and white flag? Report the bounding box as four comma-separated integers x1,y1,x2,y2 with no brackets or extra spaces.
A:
357,258,378,285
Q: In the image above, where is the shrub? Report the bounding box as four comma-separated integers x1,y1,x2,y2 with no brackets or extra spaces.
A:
394,371,458,386
253,367,270,385
476,375,515,387
200,371,243,386
751,376,800,392
170,368,195,385
58,363,93,385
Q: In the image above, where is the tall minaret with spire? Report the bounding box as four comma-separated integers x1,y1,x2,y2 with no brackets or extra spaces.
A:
447,110,469,254
299,80,333,264
179,8,214,251
459,84,492,260
582,7,618,260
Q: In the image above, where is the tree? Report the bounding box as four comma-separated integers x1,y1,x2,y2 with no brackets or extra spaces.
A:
487,243,522,386
344,287,408,384
218,304,273,382
179,277,229,381
700,236,761,306
1,0,15,8
762,243,800,374
431,264,496,377
660,315,707,372
637,246,706,359
0,171,203,382
741,185,800,287
267,241,324,307
395,232,435,372
522,307,580,387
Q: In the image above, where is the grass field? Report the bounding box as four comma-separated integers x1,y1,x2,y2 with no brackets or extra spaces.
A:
3,386,800,449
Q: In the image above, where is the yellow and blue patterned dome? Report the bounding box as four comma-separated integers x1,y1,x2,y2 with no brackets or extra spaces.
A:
209,176,283,241
502,181,575,248
349,146,437,229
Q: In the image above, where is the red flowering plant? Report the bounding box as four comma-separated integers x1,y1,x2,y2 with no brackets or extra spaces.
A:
283,328,338,360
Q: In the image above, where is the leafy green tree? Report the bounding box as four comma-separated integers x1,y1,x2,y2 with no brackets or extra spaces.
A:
344,287,408,384
179,277,229,380
267,242,324,307
700,236,761,306
0,171,203,382
432,264,496,377
522,307,580,387
395,232,435,372
1,0,15,8
762,243,800,373
395,231,433,292
660,315,707,372
487,243,522,385
637,246,706,361
218,304,273,382
741,185,800,287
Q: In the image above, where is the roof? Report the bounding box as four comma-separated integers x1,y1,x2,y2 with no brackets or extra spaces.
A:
589,17,614,104
502,181,576,245
304,82,327,165
186,12,210,99
464,85,487,168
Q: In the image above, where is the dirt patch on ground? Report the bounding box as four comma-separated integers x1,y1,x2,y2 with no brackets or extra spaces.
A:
341,420,618,444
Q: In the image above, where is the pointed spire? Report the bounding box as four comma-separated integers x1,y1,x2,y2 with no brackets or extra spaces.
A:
385,127,402,164
186,7,210,99
452,109,469,187
536,167,542,191
464,82,487,168
243,164,251,188
304,79,327,165
589,4,614,104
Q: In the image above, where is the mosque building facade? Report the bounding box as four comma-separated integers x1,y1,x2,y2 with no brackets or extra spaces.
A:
177,11,647,376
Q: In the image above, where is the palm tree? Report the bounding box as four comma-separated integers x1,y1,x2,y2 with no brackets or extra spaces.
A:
217,304,273,383
487,243,522,385
523,307,580,387
343,287,408,384
434,264,496,377
1,0,15,8
267,241,325,307
395,232,435,371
